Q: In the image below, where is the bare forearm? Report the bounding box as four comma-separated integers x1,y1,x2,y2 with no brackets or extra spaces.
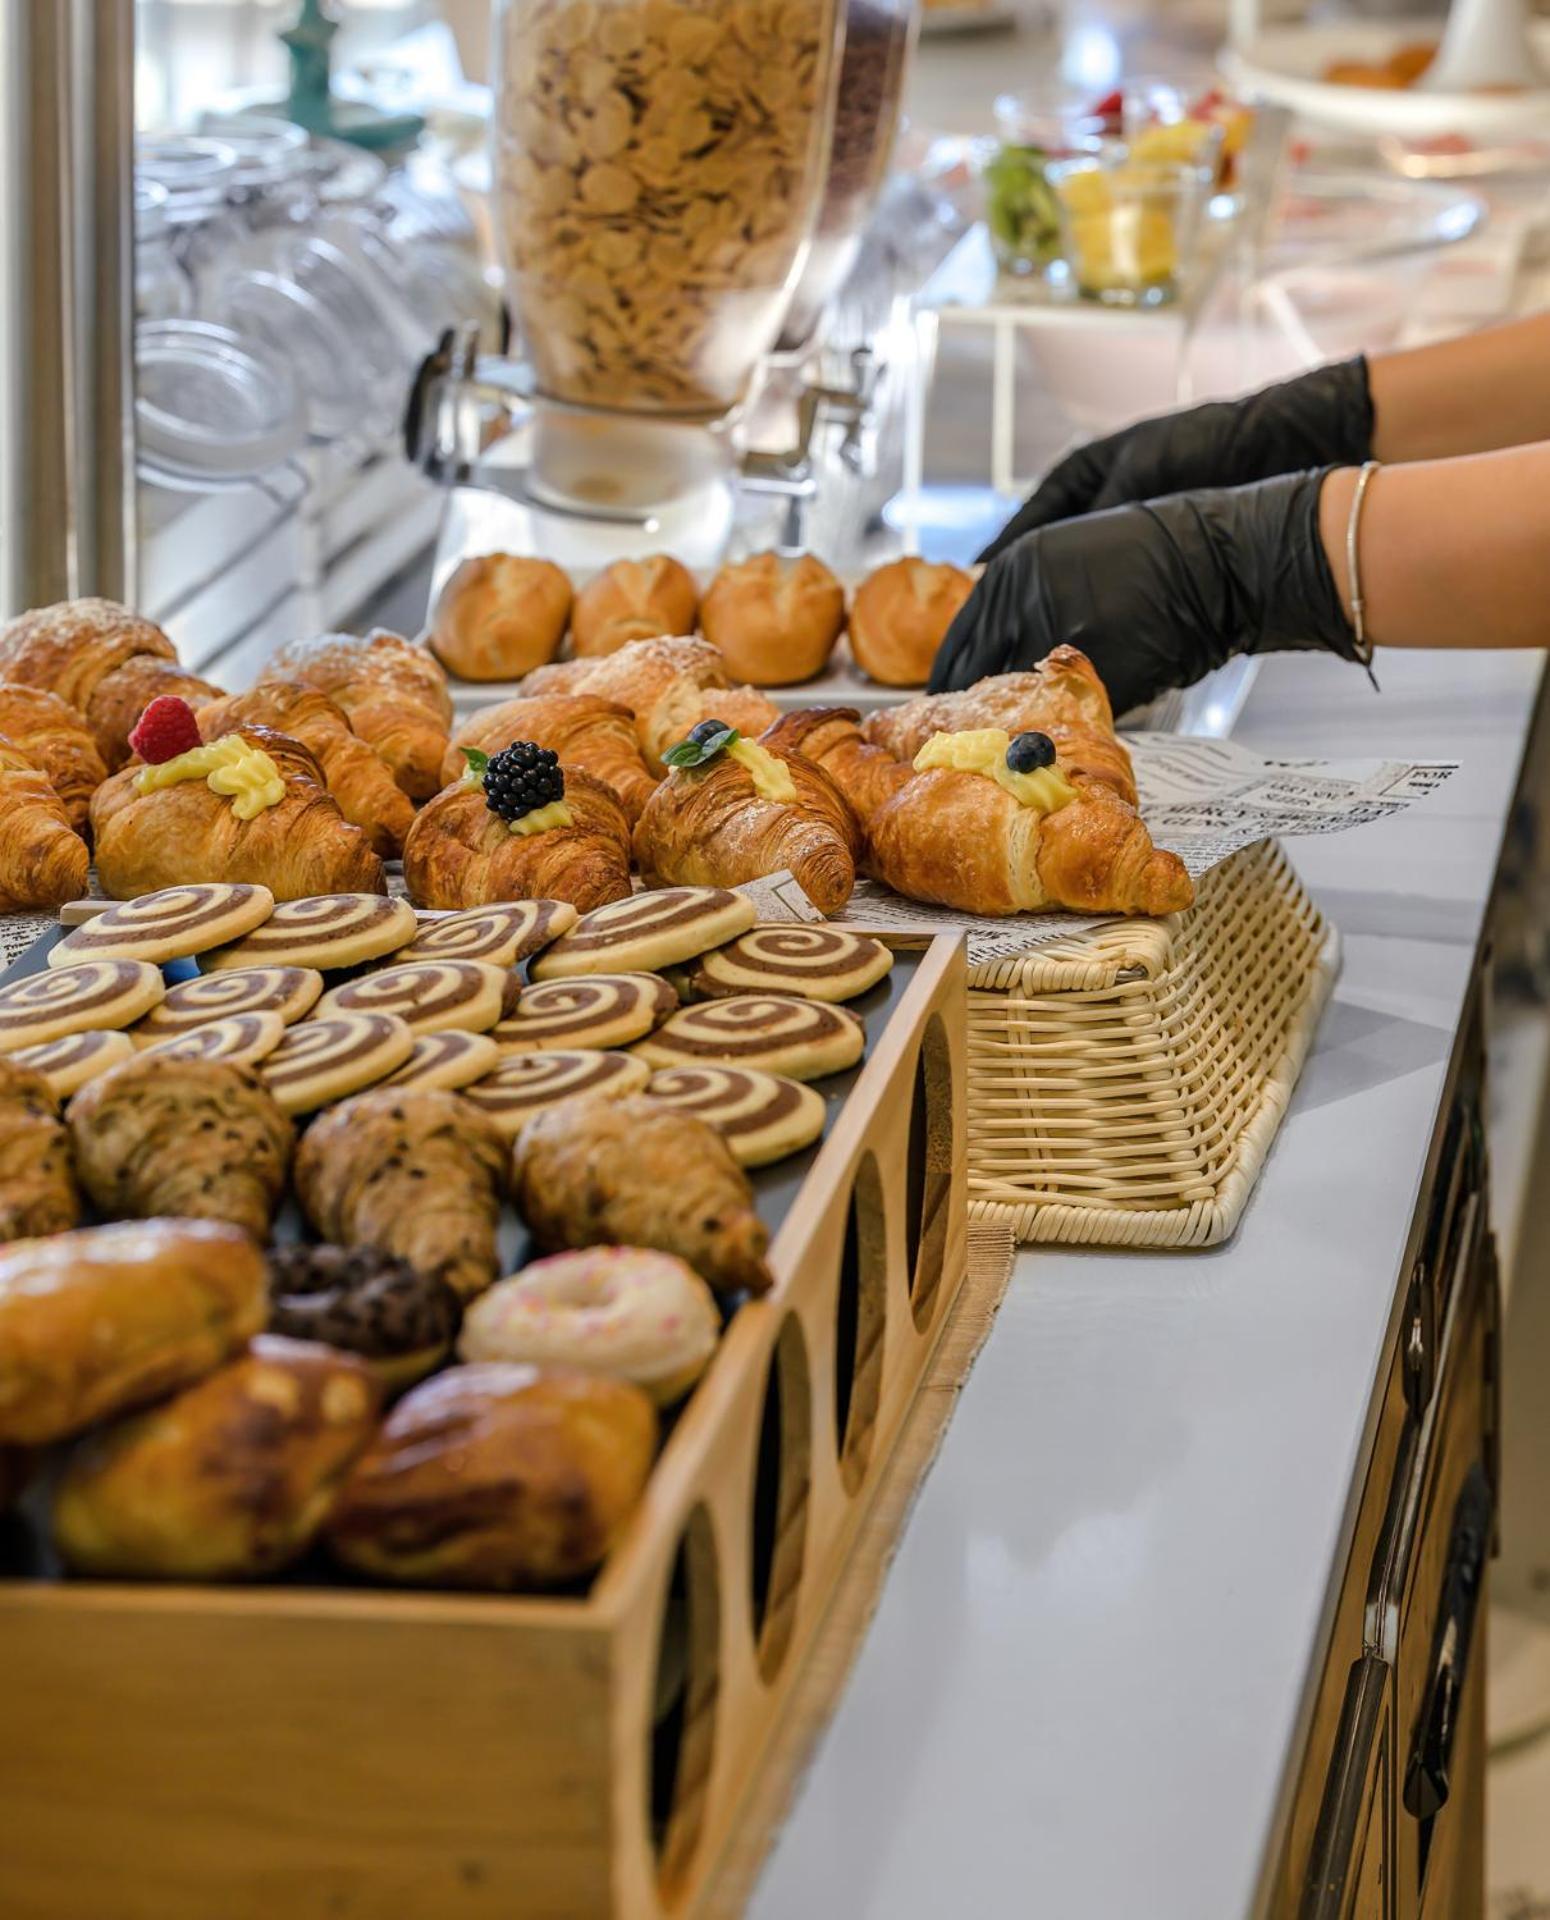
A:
1367,313,1550,463
1319,443,1550,650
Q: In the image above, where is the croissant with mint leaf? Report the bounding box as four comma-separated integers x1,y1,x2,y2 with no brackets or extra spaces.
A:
402,740,633,913
631,718,860,915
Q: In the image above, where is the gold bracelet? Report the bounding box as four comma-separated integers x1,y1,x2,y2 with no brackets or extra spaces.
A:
1346,460,1381,684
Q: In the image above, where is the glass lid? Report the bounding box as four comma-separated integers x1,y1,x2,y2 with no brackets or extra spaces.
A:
136,319,306,484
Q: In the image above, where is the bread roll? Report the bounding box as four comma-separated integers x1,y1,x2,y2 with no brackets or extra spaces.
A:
700,551,845,686
431,553,573,682
326,1362,657,1588
848,557,975,688
53,1335,381,1579
0,1219,267,1446
571,555,699,658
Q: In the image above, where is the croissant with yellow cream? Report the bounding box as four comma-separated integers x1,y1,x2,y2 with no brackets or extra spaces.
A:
90,724,385,901
441,693,657,823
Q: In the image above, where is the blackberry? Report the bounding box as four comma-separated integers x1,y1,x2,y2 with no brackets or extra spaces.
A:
482,740,565,821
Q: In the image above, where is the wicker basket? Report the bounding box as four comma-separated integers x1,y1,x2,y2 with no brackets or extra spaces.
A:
966,838,1338,1248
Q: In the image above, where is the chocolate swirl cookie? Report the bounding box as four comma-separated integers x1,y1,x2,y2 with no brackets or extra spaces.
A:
494,972,677,1051
140,1011,286,1068
267,1242,461,1392
529,886,756,979
201,893,417,972
460,1048,650,1136
49,883,276,968
0,958,164,1052
643,1064,826,1167
633,993,864,1081
133,965,323,1044
12,1028,135,1097
691,926,893,1003
401,900,579,969
385,1029,501,1093
317,960,506,1035
259,1013,416,1115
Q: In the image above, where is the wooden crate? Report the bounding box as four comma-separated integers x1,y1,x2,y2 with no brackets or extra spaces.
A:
0,934,967,1920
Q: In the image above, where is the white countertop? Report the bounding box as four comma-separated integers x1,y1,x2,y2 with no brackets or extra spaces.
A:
749,644,1545,1920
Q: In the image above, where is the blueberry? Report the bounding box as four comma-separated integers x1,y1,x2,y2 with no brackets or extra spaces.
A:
688,717,728,745
1006,730,1056,774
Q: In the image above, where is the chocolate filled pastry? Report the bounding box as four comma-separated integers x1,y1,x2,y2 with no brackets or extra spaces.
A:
0,684,107,835
494,972,677,1051
296,1086,508,1301
0,1056,80,1242
688,926,893,1003
700,551,847,686
69,1053,294,1242
430,553,573,682
848,557,974,688
49,883,275,968
635,993,865,1081
632,720,860,915
53,1335,381,1580
267,1244,461,1392
512,1096,772,1297
0,1218,267,1447
529,885,756,980
571,554,699,659
441,694,658,825
325,1362,657,1589
460,1048,650,1136
266,627,453,802
399,900,578,970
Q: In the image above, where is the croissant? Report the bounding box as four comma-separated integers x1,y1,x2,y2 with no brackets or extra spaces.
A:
0,1057,80,1243
404,764,632,914
197,681,414,859
267,628,453,801
0,685,107,835
87,656,225,771
861,647,1138,806
441,693,657,822
0,599,178,765
517,635,780,774
633,735,859,915
90,724,385,901
68,1053,294,1241
296,1087,508,1300
760,707,914,828
0,735,90,911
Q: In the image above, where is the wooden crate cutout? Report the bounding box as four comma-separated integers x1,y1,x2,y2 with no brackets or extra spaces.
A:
0,934,968,1920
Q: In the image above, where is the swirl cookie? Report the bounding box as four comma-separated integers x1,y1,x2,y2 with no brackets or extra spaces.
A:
401,900,579,969
529,887,757,979
385,1030,501,1093
495,973,677,1051
140,1012,287,1069
259,1012,416,1116
49,884,275,968
0,959,164,1054
317,960,506,1035
12,1028,135,1097
633,994,864,1081
133,966,323,1045
643,1065,826,1167
201,893,417,972
691,927,893,1004
460,1049,650,1136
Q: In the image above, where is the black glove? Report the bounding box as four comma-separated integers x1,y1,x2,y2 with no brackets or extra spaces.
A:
979,356,1375,563
931,467,1361,712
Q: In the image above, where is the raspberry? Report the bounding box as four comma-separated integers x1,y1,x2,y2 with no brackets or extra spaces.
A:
128,695,202,765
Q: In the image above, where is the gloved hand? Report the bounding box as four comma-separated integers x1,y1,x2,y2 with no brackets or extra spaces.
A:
978,357,1375,563
931,467,1361,712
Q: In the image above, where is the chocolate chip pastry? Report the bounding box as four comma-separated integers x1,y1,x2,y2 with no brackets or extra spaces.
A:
267,1243,462,1392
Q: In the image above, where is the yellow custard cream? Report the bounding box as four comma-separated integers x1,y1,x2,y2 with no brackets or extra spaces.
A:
509,799,574,837
726,737,798,804
914,729,1078,813
134,734,286,821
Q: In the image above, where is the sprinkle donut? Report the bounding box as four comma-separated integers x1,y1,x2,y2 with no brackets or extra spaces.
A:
259,1012,416,1114
12,1028,135,1097
690,926,893,1003
317,960,507,1035
643,1064,827,1166
494,972,677,1050
133,965,323,1044
201,893,417,972
0,959,164,1053
401,900,579,968
460,1049,649,1136
633,993,864,1081
49,884,275,968
529,886,756,979
140,1012,287,1068
459,1247,721,1405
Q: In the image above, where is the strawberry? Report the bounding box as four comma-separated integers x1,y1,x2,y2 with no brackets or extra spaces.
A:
128,695,202,765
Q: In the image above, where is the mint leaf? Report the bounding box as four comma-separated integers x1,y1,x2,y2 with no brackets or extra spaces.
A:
664,725,740,769
460,746,490,787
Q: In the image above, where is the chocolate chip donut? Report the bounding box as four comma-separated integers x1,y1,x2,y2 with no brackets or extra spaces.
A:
266,1243,461,1393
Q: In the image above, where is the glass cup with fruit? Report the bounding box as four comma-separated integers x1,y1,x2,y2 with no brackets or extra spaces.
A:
986,85,1107,278
1048,150,1213,308
1122,76,1247,196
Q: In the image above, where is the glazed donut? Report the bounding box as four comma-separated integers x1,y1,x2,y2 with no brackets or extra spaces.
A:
690,926,893,1003
459,1247,721,1405
494,972,677,1050
267,1242,461,1392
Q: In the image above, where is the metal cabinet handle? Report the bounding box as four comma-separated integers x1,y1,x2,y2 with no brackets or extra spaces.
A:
1302,1654,1390,1920
1402,1461,1493,1822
